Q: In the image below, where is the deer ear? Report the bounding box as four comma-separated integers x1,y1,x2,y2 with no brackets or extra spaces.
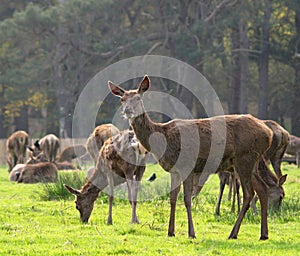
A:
64,184,81,196
108,81,125,97
137,75,150,95
34,140,41,150
27,146,34,152
279,174,287,186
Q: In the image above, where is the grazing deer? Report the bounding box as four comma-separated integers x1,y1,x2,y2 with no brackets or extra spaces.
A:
6,131,29,172
57,144,87,163
28,134,60,162
215,162,287,216
214,120,289,215
263,120,290,178
17,162,58,183
285,134,300,168
65,130,148,224
86,124,120,164
109,75,273,240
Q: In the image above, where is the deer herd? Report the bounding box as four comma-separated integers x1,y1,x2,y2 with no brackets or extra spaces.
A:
4,75,300,240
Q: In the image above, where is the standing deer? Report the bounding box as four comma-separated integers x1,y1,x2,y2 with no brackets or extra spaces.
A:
109,75,273,240
86,124,120,164
6,130,29,172
65,130,148,224
214,120,289,215
28,134,60,162
285,134,300,168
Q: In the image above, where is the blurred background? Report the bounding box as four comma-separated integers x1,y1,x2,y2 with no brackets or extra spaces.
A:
0,0,299,138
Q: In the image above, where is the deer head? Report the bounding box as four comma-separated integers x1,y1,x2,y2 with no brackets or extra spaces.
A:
64,184,95,223
108,76,150,121
268,174,287,211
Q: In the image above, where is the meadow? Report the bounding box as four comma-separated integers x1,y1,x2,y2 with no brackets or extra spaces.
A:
0,163,299,255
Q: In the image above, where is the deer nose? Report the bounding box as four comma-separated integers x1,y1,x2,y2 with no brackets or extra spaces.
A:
124,106,132,115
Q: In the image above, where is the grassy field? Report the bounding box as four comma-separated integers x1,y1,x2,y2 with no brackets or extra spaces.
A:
0,163,299,255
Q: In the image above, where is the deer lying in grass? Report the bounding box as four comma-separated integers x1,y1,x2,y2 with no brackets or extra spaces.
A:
9,164,25,181
109,75,273,240
65,130,148,224
214,120,289,215
86,124,120,165
28,134,60,162
57,144,87,163
285,134,300,168
16,162,58,183
26,152,76,170
6,131,29,172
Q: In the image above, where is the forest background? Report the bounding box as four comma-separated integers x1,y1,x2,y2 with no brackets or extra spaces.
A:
0,0,300,138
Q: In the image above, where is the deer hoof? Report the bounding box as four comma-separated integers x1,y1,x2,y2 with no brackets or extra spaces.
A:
228,234,237,239
260,235,269,240
168,232,175,237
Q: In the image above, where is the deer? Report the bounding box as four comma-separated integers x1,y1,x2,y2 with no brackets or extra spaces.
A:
6,130,29,172
214,119,289,215
285,134,300,168
57,144,87,163
109,75,273,240
16,162,58,183
9,164,25,181
65,130,149,225
26,152,76,170
28,134,60,163
86,124,120,165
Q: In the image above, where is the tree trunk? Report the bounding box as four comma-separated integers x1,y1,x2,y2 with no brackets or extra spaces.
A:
0,86,8,138
14,105,29,131
291,7,300,136
239,19,249,114
257,0,270,119
229,23,241,114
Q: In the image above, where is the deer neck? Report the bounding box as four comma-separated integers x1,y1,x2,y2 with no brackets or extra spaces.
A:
130,111,159,152
81,181,101,201
83,168,109,195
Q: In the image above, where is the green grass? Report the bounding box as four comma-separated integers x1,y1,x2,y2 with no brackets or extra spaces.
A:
0,163,299,255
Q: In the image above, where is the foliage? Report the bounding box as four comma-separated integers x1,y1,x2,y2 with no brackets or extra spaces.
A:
0,1,300,136
37,171,86,201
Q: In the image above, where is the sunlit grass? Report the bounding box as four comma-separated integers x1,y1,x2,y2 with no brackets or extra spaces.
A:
0,163,299,255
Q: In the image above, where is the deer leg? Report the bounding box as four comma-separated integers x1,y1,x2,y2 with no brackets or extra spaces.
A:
236,177,241,214
215,175,226,216
251,195,259,214
183,173,196,238
131,165,146,224
168,171,181,237
296,152,300,168
125,167,140,224
252,164,269,240
229,159,256,239
230,174,236,214
107,174,114,225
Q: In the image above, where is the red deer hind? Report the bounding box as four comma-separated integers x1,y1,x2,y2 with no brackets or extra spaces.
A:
65,130,148,224
285,134,300,168
16,162,58,183
28,134,60,162
109,75,273,240
213,120,289,215
6,130,29,172
86,124,120,165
